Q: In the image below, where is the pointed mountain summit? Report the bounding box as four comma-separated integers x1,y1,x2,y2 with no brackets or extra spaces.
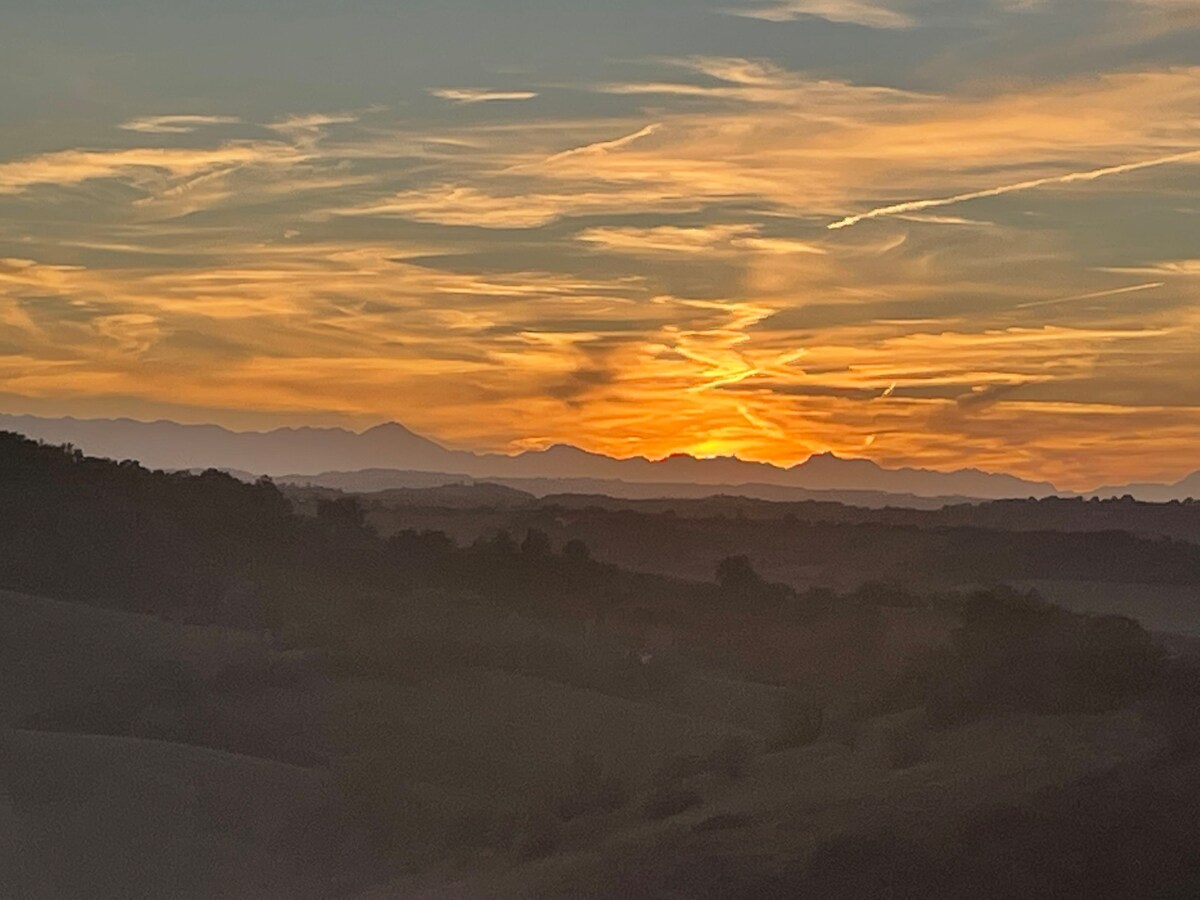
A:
360,421,446,449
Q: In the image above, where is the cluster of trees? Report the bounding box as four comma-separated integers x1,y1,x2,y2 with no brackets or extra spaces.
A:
894,587,1163,724
0,433,1173,726
365,499,1200,588
0,433,619,637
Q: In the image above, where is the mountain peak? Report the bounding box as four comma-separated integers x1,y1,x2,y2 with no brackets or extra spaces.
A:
801,451,876,469
360,421,445,450
363,421,417,436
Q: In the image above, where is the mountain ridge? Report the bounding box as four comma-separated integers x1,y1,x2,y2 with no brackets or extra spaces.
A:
3,412,1190,501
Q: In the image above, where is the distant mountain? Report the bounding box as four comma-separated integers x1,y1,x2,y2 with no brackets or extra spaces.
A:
366,482,538,509
278,468,980,510
0,414,462,476
1088,470,1200,503
1,413,1061,501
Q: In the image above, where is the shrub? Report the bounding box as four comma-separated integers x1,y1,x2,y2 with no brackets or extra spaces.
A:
707,737,752,780
444,807,515,855
652,753,708,788
557,751,629,820
880,719,928,769
772,693,824,750
641,787,702,821
693,812,753,833
515,810,562,861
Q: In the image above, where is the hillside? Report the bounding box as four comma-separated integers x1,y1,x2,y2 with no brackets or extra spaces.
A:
537,492,1200,545
360,498,1200,594
4,433,1200,897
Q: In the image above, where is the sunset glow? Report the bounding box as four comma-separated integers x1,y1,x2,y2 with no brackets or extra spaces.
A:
3,1,1199,489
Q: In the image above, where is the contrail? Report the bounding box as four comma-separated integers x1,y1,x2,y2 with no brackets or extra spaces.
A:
544,124,661,163
1015,281,1164,310
828,149,1200,230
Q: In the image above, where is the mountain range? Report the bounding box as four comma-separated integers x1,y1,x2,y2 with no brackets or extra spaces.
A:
2,413,1196,503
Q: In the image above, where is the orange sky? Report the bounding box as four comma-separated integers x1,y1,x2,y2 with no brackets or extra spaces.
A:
2,0,1199,490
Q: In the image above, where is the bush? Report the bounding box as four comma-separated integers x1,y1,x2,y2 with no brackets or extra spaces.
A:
693,812,753,833
880,719,928,769
641,787,702,821
557,751,629,820
652,753,708,788
772,693,824,750
707,737,752,780
515,810,562,861
444,807,515,855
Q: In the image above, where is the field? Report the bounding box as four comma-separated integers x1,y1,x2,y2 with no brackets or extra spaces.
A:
3,581,1176,897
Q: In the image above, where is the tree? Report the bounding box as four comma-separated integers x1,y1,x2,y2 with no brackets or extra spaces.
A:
487,529,518,557
715,555,764,595
316,496,366,531
563,538,591,562
522,528,553,558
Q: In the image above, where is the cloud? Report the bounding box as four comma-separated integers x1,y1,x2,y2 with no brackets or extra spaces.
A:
6,63,1200,490
335,183,702,227
578,224,759,255
733,236,828,254
954,381,1029,411
120,115,241,134
0,143,304,195
576,223,826,257
828,148,1200,229
894,213,996,226
726,0,916,28
430,88,539,103
1100,259,1200,277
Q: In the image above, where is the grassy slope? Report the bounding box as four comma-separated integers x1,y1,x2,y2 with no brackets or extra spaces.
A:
1,729,345,900
0,588,772,895
0,590,372,899
2,586,1175,898
0,589,262,726
412,709,1159,898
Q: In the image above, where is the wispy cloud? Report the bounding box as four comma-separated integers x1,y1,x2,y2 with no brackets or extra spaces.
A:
895,213,996,226
5,50,1200,489
430,88,539,103
0,143,304,195
1100,259,1200,277
120,115,241,134
726,0,916,28
577,224,828,256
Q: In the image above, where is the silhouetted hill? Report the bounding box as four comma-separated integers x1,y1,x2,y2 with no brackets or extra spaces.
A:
6,430,1198,900
278,468,976,509
1,413,1062,500
350,482,538,509
0,415,459,476
1089,470,1200,503
533,493,1200,545
362,499,1200,593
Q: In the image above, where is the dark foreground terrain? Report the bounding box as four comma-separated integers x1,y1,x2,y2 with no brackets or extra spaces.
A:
3,431,1200,898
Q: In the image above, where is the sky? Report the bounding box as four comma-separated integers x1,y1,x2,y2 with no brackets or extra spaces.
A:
1,0,1198,490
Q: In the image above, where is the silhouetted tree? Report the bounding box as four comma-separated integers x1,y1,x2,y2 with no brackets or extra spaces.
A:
563,538,592,562
522,528,553,558
716,555,763,595
317,495,366,531
488,529,518,557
